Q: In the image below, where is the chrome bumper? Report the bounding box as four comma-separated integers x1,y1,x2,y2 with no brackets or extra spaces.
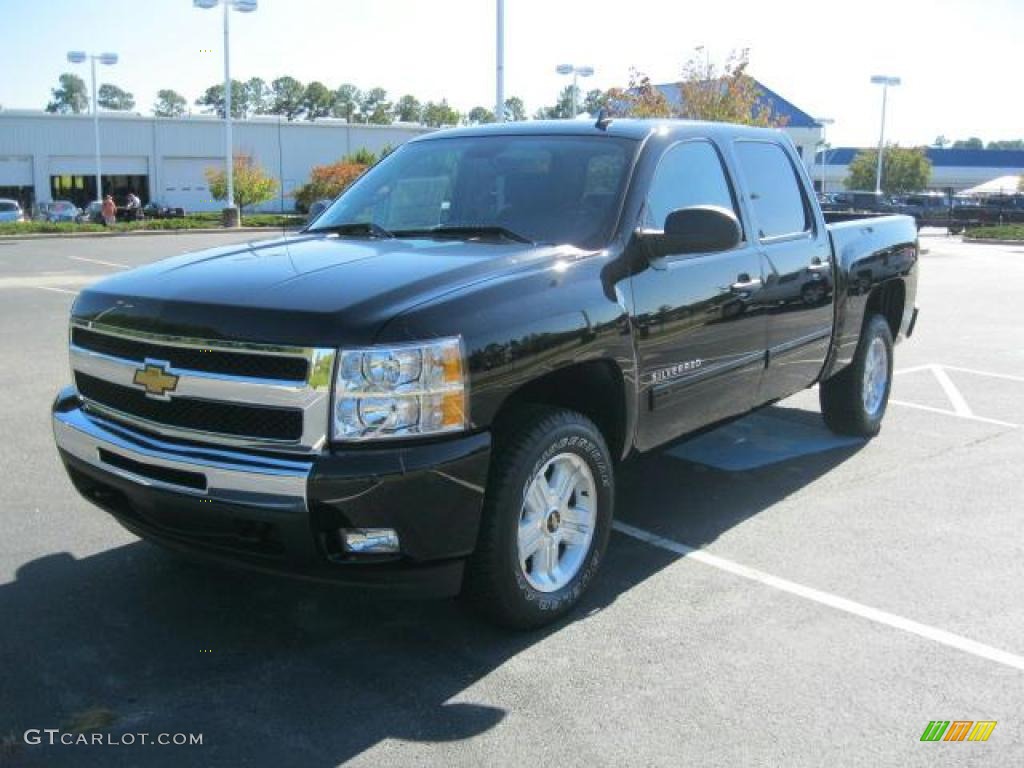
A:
53,402,312,513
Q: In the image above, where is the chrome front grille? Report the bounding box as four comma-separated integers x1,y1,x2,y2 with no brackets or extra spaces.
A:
69,320,336,453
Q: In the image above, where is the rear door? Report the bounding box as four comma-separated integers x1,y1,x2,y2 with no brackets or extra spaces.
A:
731,139,834,403
630,138,768,452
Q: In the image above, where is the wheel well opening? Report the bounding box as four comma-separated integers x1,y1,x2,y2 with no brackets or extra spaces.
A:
495,361,627,460
866,279,906,338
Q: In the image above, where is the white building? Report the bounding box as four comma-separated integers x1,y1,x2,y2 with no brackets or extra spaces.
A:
0,110,432,212
815,147,1024,193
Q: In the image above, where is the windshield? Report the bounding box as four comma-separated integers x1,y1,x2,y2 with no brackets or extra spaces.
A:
0,202,19,212
309,135,637,249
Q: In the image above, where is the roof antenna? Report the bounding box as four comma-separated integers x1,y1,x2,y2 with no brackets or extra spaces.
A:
595,107,613,131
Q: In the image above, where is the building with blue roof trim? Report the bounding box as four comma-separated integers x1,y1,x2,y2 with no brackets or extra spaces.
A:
816,147,1024,192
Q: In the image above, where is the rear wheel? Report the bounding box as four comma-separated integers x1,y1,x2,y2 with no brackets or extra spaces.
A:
820,314,894,437
464,406,614,629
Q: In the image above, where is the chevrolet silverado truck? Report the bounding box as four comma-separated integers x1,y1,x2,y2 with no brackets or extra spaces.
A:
53,119,919,628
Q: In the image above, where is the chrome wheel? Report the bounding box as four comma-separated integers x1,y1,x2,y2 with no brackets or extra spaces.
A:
862,336,889,417
517,452,597,593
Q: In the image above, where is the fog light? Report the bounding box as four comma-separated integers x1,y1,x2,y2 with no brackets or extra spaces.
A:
341,528,400,554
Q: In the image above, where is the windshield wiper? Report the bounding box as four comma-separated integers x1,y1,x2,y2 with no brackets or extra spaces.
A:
310,221,394,239
392,225,535,245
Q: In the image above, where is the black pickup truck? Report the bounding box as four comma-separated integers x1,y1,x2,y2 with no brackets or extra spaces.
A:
53,120,919,628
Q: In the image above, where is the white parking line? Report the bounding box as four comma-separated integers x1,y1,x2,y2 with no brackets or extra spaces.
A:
68,255,128,269
929,365,974,417
888,399,1019,428
612,521,1024,673
33,286,78,296
890,364,1021,428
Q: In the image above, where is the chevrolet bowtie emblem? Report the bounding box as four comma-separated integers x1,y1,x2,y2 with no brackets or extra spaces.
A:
133,362,179,397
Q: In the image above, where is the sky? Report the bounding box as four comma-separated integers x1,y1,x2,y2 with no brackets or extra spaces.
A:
1,0,1021,148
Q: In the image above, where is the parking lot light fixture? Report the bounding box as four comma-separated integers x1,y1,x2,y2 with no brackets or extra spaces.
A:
870,75,901,195
66,50,119,204
556,64,595,118
193,0,258,225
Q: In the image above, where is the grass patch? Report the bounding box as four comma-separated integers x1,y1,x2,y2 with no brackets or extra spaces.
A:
965,224,1024,240
0,214,304,236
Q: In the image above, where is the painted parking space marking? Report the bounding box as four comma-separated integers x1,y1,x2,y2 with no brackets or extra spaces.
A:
68,255,128,269
892,364,1021,428
612,521,1024,673
32,286,78,296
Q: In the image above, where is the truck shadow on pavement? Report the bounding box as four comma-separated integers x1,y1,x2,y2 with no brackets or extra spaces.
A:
1,405,863,767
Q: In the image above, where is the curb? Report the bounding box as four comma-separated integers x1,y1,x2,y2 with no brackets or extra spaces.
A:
0,227,301,242
962,237,1024,245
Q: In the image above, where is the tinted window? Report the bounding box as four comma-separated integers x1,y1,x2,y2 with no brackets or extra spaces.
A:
645,140,738,230
312,136,637,249
734,141,810,239
0,202,18,212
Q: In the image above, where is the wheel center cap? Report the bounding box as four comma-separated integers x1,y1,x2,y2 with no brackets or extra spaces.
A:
545,510,561,533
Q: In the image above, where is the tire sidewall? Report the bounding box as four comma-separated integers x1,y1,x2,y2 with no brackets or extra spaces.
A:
857,315,894,432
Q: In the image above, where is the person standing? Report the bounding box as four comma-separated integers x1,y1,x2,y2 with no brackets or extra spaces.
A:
101,195,116,227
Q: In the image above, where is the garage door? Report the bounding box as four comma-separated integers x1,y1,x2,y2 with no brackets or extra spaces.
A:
162,157,222,212
50,156,148,175
0,156,33,186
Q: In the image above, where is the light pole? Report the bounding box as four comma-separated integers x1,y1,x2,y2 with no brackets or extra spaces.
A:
870,75,900,195
495,0,505,122
66,50,118,204
556,64,594,118
815,117,834,194
193,0,257,225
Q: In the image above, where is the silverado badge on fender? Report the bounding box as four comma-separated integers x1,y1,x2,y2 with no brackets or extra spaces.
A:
132,362,179,398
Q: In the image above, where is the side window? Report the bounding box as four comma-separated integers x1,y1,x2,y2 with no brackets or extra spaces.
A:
734,140,811,239
645,140,740,234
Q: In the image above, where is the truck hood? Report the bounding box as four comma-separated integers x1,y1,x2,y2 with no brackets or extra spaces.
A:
73,233,577,347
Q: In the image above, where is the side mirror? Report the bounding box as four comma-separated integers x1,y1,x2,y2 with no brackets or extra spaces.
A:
641,205,742,257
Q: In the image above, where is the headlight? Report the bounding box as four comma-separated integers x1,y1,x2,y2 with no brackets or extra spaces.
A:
332,337,467,441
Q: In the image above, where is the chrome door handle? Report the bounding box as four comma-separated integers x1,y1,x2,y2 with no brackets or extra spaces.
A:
730,278,762,292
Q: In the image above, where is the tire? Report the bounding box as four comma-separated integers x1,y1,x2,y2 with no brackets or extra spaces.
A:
820,314,894,437
464,406,614,629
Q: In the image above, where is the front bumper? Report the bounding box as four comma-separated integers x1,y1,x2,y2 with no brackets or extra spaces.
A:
52,388,491,597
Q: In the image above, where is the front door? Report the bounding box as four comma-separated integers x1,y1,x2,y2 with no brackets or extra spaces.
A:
630,138,768,452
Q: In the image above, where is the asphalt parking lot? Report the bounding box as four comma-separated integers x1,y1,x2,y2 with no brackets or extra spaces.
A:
0,230,1021,767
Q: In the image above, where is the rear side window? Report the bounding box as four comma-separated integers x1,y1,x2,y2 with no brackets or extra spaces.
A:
734,141,810,239
645,140,739,231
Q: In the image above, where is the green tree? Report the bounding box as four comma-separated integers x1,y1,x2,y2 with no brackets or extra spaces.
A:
205,155,278,220
153,89,187,118
394,94,422,123
421,100,460,127
245,77,271,115
46,73,89,114
952,137,984,149
97,84,135,111
331,84,362,122
503,96,526,122
302,81,334,121
195,80,247,118
467,106,496,124
270,76,306,120
361,87,392,125
845,146,931,195
987,139,1024,150
676,47,787,126
536,85,580,119
933,135,949,148
606,68,671,118
582,89,607,116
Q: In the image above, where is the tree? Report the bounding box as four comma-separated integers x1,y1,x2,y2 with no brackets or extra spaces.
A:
394,94,422,123
153,89,187,118
582,89,607,116
676,47,787,126
467,106,496,125
606,68,671,118
195,80,247,118
245,77,271,115
535,85,580,119
205,155,277,219
987,139,1024,151
331,84,362,122
421,100,460,127
952,137,984,149
292,160,369,211
845,146,931,195
933,135,949,148
270,76,306,120
361,87,392,125
97,84,135,111
503,96,526,122
46,73,89,114
302,81,334,121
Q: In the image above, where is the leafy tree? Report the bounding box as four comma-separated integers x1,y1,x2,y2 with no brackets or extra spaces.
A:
293,160,368,211
582,89,607,116
153,89,187,118
302,81,334,121
933,135,949,148
421,100,460,127
394,94,422,123
606,68,671,118
97,84,135,111
361,87,392,125
845,146,931,195
46,73,89,114
952,137,984,149
536,85,580,119
677,47,787,126
503,96,526,122
345,148,378,166
331,84,362,122
195,80,247,118
205,154,278,219
245,77,271,115
987,139,1024,151
468,106,496,125
270,76,306,120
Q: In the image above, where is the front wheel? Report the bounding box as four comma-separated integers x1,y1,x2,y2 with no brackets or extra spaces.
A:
820,314,894,437
464,406,614,629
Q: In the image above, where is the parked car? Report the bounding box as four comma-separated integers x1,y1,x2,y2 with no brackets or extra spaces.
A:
0,198,25,223
52,119,919,628
894,193,952,229
143,201,186,219
78,201,104,224
37,200,81,223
